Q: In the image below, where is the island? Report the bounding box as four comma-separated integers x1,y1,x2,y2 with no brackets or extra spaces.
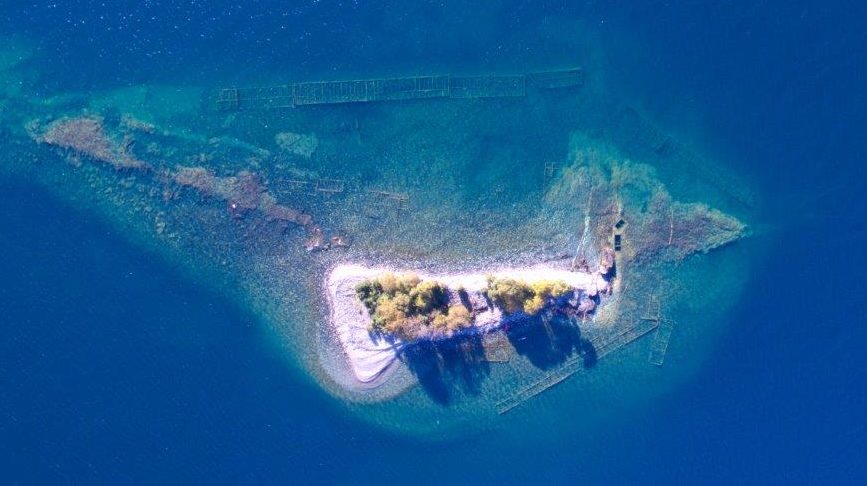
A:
8,51,751,403
327,249,616,384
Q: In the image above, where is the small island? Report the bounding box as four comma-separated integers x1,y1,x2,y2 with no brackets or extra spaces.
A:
326,251,615,385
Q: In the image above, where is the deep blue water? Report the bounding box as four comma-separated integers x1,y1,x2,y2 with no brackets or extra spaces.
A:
0,181,382,483
2,1,867,484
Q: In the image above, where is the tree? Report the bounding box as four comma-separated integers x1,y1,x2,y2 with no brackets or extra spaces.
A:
355,280,383,311
485,276,572,315
355,273,454,339
485,276,533,314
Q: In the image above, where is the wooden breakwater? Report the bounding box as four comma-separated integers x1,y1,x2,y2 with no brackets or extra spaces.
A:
216,68,582,110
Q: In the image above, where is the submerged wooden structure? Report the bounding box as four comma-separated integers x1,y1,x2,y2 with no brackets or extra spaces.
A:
648,318,676,366
495,295,677,415
495,317,660,415
641,295,676,366
216,68,582,110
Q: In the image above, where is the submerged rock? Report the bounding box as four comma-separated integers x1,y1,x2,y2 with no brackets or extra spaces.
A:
27,111,340,252
172,165,312,227
32,116,149,170
577,295,596,315
598,247,616,275
304,226,327,251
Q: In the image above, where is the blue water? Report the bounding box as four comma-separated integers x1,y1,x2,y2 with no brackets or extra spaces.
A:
2,1,867,483
0,181,376,483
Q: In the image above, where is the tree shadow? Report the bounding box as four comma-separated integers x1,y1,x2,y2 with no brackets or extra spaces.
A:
399,332,490,405
505,312,596,370
579,338,598,368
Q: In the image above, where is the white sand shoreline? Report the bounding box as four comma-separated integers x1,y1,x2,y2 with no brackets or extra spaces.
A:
325,263,611,386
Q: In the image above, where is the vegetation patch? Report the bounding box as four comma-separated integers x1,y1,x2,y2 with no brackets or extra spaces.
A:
484,277,572,315
356,272,472,340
